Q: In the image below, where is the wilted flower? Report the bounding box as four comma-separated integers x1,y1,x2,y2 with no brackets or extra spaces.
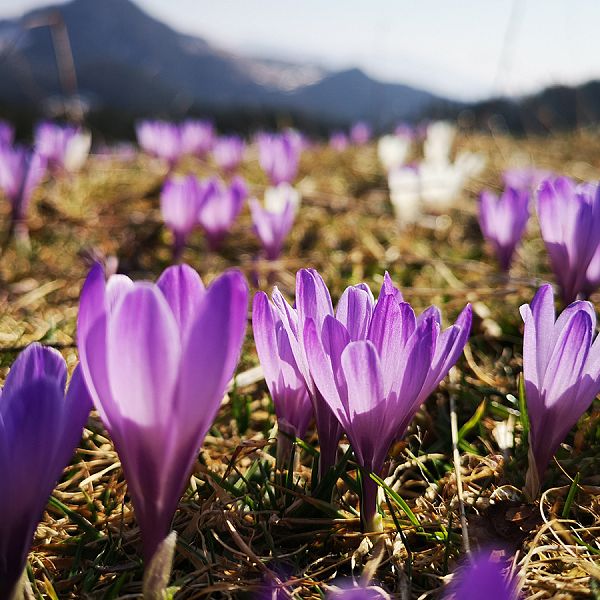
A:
250,183,300,260
445,550,519,600
479,187,530,271
0,145,46,236
520,284,600,498
377,134,411,172
0,344,91,598
180,119,214,157
197,176,248,250
329,131,349,151
77,263,248,563
349,121,371,145
303,272,471,530
0,120,14,146
160,175,203,260
34,122,91,173
136,120,182,168
258,132,301,185
253,290,313,465
537,177,600,303
212,135,245,173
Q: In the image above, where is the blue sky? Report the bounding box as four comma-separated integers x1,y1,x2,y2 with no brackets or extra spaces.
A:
1,0,599,100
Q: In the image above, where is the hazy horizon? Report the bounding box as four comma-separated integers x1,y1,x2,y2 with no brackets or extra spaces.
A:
1,0,599,101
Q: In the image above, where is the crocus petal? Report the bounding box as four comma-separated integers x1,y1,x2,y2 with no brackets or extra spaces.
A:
336,285,374,341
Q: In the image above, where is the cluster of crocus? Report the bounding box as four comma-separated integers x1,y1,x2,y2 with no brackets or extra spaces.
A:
536,177,600,303
254,270,471,529
520,284,600,498
0,344,91,598
34,121,91,174
136,120,184,168
479,186,530,271
212,135,245,173
349,121,372,145
160,174,248,257
250,183,300,260
387,121,486,226
77,263,248,569
0,144,46,240
258,132,301,185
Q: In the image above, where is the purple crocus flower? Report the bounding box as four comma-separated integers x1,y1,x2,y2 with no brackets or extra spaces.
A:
479,187,530,271
77,263,248,563
34,122,90,173
303,272,472,530
136,120,182,168
180,119,214,157
160,175,203,261
197,176,248,250
212,135,245,173
520,284,600,498
258,132,301,185
445,550,519,600
249,184,300,261
0,145,46,232
349,122,372,145
0,344,91,598
503,167,550,192
329,132,349,152
253,290,313,465
537,177,600,304
0,120,14,146
257,270,343,478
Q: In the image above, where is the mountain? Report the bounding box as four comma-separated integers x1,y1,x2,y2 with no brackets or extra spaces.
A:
0,0,444,128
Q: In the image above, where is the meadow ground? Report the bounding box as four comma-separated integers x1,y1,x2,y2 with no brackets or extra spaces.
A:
1,130,599,598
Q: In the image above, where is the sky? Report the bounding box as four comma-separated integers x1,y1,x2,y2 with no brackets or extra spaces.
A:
1,0,599,101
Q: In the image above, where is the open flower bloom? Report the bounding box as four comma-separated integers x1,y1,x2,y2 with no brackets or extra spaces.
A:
197,176,248,250
258,132,301,185
377,134,411,172
536,177,600,304
0,121,14,146
329,132,349,152
160,175,203,260
479,187,530,271
136,120,182,167
77,264,248,562
303,272,472,530
250,183,300,260
212,135,245,173
349,122,371,145
0,344,91,598
253,290,313,464
520,284,600,498
34,122,91,173
0,145,46,229
180,119,214,157
444,550,519,600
